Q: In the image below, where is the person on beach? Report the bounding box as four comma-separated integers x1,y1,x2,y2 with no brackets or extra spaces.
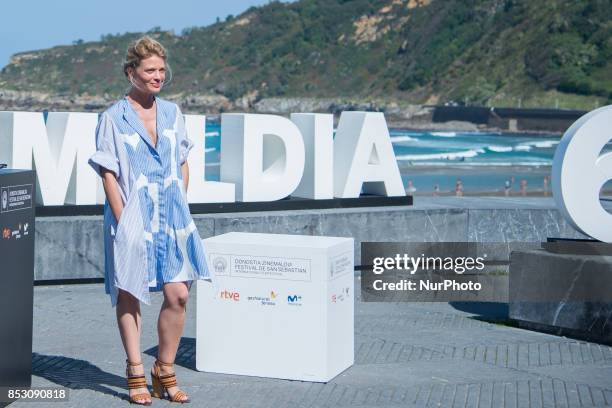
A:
455,179,464,196
406,180,417,194
504,180,511,196
520,179,527,196
88,36,216,405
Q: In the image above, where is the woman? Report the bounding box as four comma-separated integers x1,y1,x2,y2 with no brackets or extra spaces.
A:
89,36,216,405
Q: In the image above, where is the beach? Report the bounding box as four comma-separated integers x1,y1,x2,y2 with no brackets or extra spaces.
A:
203,124,565,196
398,164,553,196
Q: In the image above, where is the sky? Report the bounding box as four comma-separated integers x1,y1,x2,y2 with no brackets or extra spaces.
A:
0,0,293,69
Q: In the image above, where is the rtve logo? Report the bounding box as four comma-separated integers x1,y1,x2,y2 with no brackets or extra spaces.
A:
220,290,240,301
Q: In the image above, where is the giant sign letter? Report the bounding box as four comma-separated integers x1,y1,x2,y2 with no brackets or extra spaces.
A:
0,111,98,205
220,114,305,202
333,112,405,198
553,105,612,242
290,113,334,199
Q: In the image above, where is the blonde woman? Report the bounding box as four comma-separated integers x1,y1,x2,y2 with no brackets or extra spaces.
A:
89,36,215,405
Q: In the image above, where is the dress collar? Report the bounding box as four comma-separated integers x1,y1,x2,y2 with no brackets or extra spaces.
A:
122,95,160,151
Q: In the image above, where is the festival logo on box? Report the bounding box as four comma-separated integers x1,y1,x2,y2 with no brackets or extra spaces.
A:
1,189,7,212
329,252,352,280
0,184,33,213
230,254,311,281
211,254,230,276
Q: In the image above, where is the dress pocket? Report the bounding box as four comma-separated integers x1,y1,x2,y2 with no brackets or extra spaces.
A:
106,203,119,239
114,191,138,244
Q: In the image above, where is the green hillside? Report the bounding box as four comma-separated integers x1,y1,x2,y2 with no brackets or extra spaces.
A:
1,0,610,110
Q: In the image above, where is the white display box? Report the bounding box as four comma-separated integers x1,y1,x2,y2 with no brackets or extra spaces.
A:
196,232,354,382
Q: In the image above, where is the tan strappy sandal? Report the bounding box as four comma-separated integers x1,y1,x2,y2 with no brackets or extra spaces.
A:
150,359,190,403
125,359,152,406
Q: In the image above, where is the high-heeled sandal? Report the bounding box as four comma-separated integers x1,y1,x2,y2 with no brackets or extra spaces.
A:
125,359,152,406
150,359,190,403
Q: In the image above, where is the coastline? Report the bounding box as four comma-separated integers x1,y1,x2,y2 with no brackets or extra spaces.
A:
0,90,573,135
387,121,563,136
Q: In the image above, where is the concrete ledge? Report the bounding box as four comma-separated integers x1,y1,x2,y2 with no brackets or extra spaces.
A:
34,198,587,281
509,249,612,345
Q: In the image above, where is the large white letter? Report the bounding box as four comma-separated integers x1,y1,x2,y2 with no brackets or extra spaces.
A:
184,114,235,203
220,114,305,202
553,105,612,242
0,111,98,205
333,111,404,198
290,113,334,199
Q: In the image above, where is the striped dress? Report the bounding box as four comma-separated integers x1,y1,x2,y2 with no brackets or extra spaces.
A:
88,96,216,307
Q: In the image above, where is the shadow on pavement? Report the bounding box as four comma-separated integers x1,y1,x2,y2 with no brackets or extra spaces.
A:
31,352,129,402
144,337,196,370
449,301,510,322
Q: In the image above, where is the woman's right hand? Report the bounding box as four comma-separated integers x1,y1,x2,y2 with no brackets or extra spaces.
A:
101,168,124,223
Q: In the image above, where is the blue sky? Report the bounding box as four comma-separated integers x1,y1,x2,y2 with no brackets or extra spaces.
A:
0,0,293,68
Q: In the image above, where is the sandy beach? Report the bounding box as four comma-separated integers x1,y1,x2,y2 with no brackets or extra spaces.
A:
398,163,553,195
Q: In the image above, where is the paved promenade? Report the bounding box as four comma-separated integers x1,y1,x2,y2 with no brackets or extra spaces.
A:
11,278,612,408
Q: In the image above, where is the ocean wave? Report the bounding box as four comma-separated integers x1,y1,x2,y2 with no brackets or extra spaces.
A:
390,135,418,143
517,140,559,149
513,145,532,152
205,131,220,137
205,162,220,167
430,131,457,137
486,145,513,153
205,147,216,153
396,148,485,161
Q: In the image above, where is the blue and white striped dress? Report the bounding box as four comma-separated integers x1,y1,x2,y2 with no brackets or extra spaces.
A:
88,96,216,307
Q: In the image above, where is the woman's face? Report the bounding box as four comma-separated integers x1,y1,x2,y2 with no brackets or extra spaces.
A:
129,55,166,94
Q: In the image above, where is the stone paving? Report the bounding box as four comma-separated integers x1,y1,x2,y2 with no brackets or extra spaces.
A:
9,277,612,408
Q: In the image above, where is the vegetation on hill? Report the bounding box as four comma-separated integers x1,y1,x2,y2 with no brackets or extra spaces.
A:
0,0,610,110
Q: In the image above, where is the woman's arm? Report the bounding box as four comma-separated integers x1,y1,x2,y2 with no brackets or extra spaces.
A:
181,161,189,193
101,168,124,222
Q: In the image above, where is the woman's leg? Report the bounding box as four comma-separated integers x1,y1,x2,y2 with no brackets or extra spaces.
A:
154,282,190,399
117,289,144,362
116,289,151,403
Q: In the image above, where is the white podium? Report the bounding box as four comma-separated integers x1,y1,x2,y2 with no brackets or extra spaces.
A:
196,232,354,382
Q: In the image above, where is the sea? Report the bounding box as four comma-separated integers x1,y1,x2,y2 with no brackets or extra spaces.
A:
202,122,565,194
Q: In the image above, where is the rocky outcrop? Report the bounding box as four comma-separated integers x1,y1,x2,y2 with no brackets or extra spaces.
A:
0,90,433,123
0,89,111,112
167,93,232,114
0,89,481,130
0,88,231,114
253,97,433,122
350,0,430,45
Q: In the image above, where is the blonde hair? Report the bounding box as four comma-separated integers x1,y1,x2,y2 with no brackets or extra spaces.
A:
123,36,167,77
